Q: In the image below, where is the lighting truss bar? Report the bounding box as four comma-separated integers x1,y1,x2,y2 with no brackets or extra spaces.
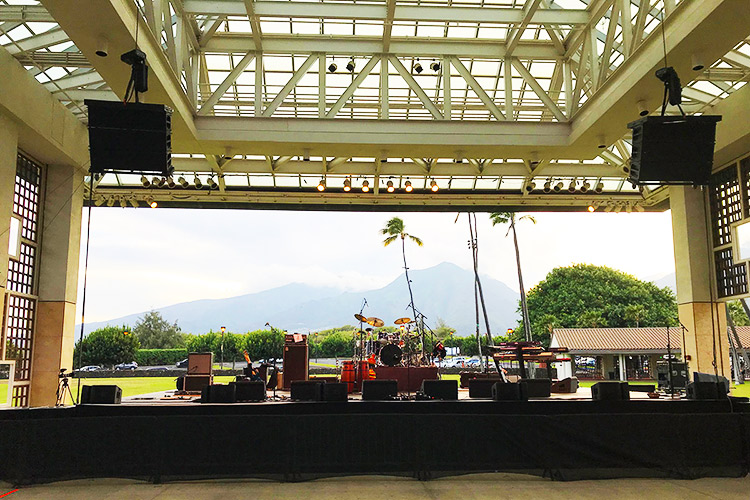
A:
0,5,54,22
182,1,590,25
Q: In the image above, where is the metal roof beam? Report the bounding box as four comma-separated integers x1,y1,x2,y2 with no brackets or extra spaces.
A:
5,29,69,55
182,1,590,25
0,5,54,22
506,0,543,58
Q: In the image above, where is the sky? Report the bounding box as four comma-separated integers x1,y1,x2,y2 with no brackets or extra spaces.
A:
75,208,676,323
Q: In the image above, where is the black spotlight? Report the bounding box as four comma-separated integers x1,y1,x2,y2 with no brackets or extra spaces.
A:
430,61,441,72
655,66,682,106
328,62,337,73
120,48,148,97
346,58,355,72
414,62,423,74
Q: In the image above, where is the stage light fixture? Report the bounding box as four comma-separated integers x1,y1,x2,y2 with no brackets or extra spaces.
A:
404,180,413,192
635,204,645,213
597,135,606,149
414,61,423,74
362,180,370,192
614,204,622,213
317,179,326,191
346,58,355,72
580,180,591,193
95,36,109,57
178,176,189,188
106,197,115,207
568,180,576,193
691,53,705,71
194,176,203,189
166,177,176,189
119,197,127,208
140,175,151,187
153,176,165,188
524,181,536,193
595,182,604,193
543,181,552,193
430,179,439,192
94,197,105,207
430,61,441,72
147,196,157,208
128,198,139,208
328,62,337,73
626,204,633,213
587,205,595,212
343,178,351,192
637,100,649,117
553,181,563,192
207,177,218,189
386,180,395,193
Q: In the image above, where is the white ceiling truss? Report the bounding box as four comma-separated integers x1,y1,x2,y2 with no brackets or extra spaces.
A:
1,0,748,211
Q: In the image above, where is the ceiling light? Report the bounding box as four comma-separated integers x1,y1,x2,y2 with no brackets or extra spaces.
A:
691,53,705,71
635,204,645,213
328,62,337,73
430,179,439,192
95,36,108,57
343,178,351,192
152,176,161,187
414,62,423,74
580,180,591,193
194,176,203,189
128,198,139,208
106,197,115,207
317,179,326,192
595,182,604,193
140,175,151,187
207,177,218,189
404,180,413,192
93,197,105,207
604,204,613,213
147,196,157,208
614,204,622,213
346,58,355,72
543,181,552,193
119,197,127,208
430,61,440,72
362,180,370,192
524,181,536,193
568,180,576,193
625,204,633,213
597,135,606,149
178,176,189,188
166,177,176,189
386,180,394,193
637,100,649,117
587,205,595,212
553,182,563,193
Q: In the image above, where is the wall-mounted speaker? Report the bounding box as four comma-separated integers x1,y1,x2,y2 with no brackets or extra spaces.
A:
627,115,721,185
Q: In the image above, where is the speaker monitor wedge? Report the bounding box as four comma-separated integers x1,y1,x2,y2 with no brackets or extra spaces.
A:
81,385,122,404
420,379,458,400
362,379,398,400
627,115,721,186
85,99,172,176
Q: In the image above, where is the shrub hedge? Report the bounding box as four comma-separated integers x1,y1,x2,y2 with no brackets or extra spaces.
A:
134,348,188,366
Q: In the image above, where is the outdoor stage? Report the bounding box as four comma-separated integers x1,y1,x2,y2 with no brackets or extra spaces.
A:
1,398,749,485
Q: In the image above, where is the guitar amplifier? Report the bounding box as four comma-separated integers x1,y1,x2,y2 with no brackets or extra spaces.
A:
184,375,212,392
282,343,308,389
188,352,213,375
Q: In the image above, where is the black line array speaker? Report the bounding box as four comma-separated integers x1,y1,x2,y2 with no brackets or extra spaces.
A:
627,115,721,185
85,100,173,175
591,381,630,401
81,385,122,404
290,380,323,401
322,382,349,402
492,382,528,401
362,379,398,400
420,379,458,400
230,380,266,402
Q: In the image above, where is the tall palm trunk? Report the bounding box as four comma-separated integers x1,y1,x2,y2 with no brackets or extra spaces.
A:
511,218,532,342
402,235,418,325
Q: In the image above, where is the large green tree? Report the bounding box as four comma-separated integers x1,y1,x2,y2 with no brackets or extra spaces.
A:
520,264,678,346
73,325,139,368
132,310,184,349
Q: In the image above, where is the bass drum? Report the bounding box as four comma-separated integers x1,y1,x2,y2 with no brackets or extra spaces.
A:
380,343,403,367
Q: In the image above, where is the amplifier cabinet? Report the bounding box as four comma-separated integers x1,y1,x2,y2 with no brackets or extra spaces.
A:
188,352,213,375
282,344,308,389
184,375,212,392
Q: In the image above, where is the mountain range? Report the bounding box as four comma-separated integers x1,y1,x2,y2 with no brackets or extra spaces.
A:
80,262,522,336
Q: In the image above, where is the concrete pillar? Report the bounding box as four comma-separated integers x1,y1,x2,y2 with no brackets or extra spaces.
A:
670,186,731,378
618,354,627,381
0,113,19,296
601,355,614,380
29,163,83,407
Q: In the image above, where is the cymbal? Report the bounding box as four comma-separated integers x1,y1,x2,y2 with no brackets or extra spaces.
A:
354,313,368,322
366,317,385,327
394,317,412,325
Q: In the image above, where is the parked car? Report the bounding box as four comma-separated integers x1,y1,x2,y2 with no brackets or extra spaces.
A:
115,361,138,371
445,356,468,368
175,359,188,368
78,365,102,372
465,359,482,368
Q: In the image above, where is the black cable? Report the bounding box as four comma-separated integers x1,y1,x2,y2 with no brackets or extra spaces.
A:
75,175,94,404
702,186,720,378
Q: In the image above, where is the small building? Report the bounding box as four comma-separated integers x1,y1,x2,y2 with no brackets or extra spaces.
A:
551,327,750,381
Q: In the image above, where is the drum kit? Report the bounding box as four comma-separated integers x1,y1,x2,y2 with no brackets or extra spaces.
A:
353,313,432,367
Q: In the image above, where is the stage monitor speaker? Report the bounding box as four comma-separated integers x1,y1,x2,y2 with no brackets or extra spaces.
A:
492,382,528,401
85,100,172,175
693,372,730,394
627,115,721,185
362,379,398,401
687,381,728,400
550,377,579,393
183,375,211,392
591,381,630,401
421,379,458,400
188,352,213,375
291,380,323,401
81,385,122,404
468,378,500,398
282,344,309,389
201,384,236,403
230,380,266,402
323,382,349,402
519,378,551,398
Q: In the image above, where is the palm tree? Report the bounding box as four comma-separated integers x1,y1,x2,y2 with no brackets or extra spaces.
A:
381,217,423,325
490,212,535,342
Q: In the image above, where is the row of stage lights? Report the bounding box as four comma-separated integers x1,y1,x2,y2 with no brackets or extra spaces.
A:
526,179,605,194
317,178,440,193
141,175,218,190
327,58,440,74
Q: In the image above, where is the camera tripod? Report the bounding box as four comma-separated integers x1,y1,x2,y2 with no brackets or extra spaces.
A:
56,372,74,407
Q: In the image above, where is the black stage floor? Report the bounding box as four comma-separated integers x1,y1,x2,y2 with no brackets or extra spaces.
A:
1,399,749,484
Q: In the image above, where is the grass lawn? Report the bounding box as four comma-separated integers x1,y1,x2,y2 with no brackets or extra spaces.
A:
0,380,7,405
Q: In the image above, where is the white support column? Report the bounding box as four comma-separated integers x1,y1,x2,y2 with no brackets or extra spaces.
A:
380,54,389,119
255,53,263,117
442,56,451,119
319,53,326,118
504,58,514,120
30,163,84,407
563,58,572,117
618,354,626,381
